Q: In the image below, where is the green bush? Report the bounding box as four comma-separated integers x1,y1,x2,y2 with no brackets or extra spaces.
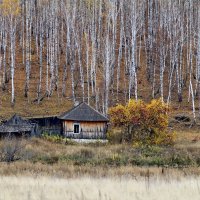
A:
169,153,195,167
36,155,59,165
60,148,95,166
41,133,76,145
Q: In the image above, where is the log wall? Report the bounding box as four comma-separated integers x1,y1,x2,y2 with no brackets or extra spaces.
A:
63,121,107,139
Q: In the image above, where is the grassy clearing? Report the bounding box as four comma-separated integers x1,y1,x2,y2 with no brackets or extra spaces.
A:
0,130,200,199
0,130,200,178
25,136,200,168
3,139,196,168
0,176,200,200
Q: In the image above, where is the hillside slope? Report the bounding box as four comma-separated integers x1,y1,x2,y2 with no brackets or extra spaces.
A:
0,0,199,120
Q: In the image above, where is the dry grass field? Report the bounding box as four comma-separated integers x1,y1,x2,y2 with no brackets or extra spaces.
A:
0,130,199,199
0,176,200,200
0,129,199,200
0,129,199,178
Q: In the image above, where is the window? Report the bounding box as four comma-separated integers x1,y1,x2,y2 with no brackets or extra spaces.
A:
74,123,80,134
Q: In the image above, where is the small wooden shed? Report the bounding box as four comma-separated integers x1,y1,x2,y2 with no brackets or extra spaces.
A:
0,114,37,137
58,103,109,139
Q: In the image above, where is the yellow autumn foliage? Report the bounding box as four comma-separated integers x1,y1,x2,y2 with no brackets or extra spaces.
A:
109,99,175,145
0,0,21,17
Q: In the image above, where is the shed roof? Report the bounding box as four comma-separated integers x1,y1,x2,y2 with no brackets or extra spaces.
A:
4,114,31,126
0,114,34,133
0,125,34,133
59,102,109,122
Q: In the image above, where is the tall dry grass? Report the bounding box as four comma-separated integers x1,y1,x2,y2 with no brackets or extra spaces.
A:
0,137,200,178
1,161,200,178
0,176,199,200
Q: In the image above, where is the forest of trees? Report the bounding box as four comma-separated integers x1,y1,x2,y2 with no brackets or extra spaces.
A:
0,0,200,118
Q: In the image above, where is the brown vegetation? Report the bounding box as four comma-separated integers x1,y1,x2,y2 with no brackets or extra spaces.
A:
0,131,199,177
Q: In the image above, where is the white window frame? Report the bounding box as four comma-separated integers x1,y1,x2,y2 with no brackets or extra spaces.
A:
73,123,80,134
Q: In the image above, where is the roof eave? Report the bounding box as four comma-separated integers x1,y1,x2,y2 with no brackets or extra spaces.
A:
59,118,109,122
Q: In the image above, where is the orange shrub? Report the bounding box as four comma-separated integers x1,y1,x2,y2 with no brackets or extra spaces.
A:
109,99,174,145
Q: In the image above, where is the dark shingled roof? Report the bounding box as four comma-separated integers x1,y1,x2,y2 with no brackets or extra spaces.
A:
0,114,34,133
59,102,109,122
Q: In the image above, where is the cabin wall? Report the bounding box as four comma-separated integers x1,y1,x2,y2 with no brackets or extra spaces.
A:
30,117,62,135
63,121,107,139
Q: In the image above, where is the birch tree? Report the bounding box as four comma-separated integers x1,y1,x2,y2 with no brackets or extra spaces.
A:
0,0,20,105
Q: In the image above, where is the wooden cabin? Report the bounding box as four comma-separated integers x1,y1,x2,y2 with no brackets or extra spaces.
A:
0,114,37,137
59,103,109,139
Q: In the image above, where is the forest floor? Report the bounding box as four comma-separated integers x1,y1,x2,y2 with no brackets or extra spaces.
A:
0,46,198,121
